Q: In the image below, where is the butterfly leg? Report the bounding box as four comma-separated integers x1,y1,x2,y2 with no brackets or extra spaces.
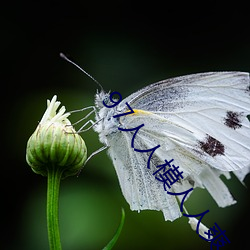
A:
68,106,101,132
70,106,96,126
85,145,108,165
77,145,108,175
76,119,96,132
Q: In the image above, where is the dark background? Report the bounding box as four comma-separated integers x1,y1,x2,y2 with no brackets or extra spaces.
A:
2,1,250,250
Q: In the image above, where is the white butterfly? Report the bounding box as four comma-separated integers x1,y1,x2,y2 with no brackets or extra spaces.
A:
91,72,250,222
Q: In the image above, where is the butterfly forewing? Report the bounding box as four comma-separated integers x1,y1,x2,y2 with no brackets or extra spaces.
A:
119,72,250,172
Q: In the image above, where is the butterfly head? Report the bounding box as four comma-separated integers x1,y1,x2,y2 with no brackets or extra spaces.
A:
94,89,111,110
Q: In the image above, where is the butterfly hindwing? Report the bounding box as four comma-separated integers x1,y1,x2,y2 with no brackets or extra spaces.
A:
106,126,183,221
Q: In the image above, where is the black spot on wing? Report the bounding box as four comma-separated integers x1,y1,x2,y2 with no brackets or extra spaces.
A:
199,135,225,157
224,111,243,130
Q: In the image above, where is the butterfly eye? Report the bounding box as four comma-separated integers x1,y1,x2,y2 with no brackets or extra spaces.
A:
103,91,122,108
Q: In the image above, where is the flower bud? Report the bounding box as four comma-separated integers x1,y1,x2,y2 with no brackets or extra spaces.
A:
26,95,87,178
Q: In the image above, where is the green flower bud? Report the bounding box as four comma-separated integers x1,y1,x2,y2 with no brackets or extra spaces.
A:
26,95,87,178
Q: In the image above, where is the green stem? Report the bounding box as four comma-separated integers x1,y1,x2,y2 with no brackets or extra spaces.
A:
47,165,63,250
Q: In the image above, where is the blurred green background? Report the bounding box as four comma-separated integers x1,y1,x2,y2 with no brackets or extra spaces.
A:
2,2,250,250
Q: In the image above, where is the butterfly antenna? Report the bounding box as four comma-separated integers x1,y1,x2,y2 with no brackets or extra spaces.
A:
60,53,104,91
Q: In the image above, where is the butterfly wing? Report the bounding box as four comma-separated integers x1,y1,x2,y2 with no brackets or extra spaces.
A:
97,72,250,221
116,111,236,212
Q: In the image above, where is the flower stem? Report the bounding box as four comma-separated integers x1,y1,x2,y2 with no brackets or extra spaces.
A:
47,165,63,250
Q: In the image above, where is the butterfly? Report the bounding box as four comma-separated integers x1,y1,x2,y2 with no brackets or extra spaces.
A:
91,72,250,222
